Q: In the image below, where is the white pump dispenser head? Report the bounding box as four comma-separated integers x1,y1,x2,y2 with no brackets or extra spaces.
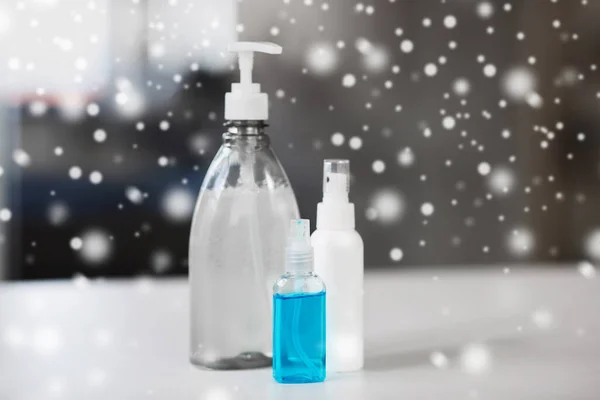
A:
225,41,282,121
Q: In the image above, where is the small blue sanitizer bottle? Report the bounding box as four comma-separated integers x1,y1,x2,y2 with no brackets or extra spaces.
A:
273,219,326,383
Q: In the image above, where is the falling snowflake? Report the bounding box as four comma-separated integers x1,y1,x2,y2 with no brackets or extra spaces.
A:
342,74,356,88
306,42,338,75
420,202,434,217
507,227,535,257
459,343,492,375
389,247,403,262
367,189,405,224
161,187,194,222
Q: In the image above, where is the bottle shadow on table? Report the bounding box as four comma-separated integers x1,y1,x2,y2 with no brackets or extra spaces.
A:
364,324,535,372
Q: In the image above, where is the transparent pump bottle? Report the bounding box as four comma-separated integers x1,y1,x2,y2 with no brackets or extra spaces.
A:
189,42,300,369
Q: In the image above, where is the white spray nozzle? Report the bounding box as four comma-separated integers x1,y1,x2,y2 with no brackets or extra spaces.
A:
225,42,282,121
323,159,350,202
286,219,314,272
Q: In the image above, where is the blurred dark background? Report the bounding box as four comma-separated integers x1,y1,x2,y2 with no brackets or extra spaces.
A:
1,0,600,280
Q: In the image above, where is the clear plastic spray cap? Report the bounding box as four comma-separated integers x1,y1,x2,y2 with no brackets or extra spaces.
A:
285,219,314,272
323,159,350,202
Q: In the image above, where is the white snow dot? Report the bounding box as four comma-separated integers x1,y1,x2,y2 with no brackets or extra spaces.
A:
13,149,31,167
161,187,194,222
331,132,345,146
346,136,361,150
430,351,449,369
7,57,20,70
442,116,456,130
93,129,107,143
54,147,64,156
372,160,386,174
460,343,492,375
390,247,404,262
577,261,596,279
532,309,554,329
305,42,338,76
270,26,280,36
115,92,128,105
159,120,170,131
0,208,12,222
483,64,497,77
86,103,100,116
367,189,405,224
453,78,470,96
47,201,69,226
136,122,145,131
502,66,536,101
125,186,144,205
79,230,112,265
443,15,457,29
69,166,82,180
70,237,83,250
506,227,534,257
424,63,438,77
476,1,494,19
275,89,285,98
421,202,434,217
89,171,103,185
400,39,414,53
342,74,356,88
158,156,169,167
526,92,543,108
151,249,173,274
478,162,491,176
29,100,48,116
397,147,415,167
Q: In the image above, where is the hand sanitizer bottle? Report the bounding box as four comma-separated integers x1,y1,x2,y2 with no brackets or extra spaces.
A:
273,219,326,384
189,42,300,369
312,159,364,372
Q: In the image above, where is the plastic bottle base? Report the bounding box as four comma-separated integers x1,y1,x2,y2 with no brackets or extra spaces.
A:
273,374,326,384
189,351,272,370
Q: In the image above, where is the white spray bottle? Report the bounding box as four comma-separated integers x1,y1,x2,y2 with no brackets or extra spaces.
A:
311,159,364,372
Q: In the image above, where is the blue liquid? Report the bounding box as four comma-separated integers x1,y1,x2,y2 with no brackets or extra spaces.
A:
273,291,326,383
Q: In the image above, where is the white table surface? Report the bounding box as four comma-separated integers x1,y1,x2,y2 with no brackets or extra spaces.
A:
0,267,599,400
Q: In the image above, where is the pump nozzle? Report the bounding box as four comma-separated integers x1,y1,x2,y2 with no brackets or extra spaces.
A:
225,41,283,121
286,219,314,272
317,160,355,230
323,159,350,202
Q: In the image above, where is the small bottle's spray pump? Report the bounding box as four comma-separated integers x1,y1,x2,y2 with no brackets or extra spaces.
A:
286,219,314,274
